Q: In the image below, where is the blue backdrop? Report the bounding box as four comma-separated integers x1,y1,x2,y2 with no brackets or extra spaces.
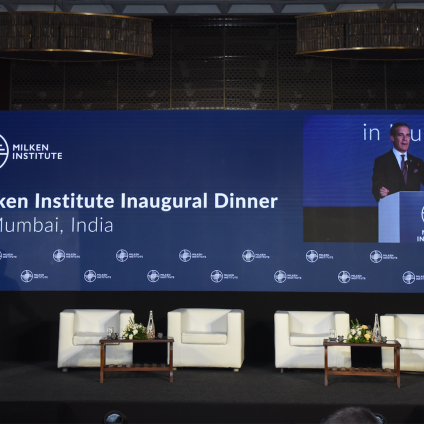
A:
0,110,423,293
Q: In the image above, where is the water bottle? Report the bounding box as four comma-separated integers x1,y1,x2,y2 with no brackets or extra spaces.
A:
147,310,155,339
373,313,381,342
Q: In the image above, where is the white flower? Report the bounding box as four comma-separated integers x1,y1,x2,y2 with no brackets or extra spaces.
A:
350,329,355,335
129,334,133,340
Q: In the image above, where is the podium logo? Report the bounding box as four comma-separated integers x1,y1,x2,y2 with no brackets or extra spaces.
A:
338,271,351,283
21,270,33,283
211,270,223,283
179,249,191,262
422,207,424,222
53,249,65,262
306,250,318,263
116,249,129,262
403,271,415,284
0,135,9,169
370,250,382,263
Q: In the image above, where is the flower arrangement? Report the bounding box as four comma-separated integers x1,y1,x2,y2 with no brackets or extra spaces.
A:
122,317,147,340
346,319,373,343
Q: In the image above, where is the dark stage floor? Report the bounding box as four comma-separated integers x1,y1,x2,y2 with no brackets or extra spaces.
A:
1,360,424,423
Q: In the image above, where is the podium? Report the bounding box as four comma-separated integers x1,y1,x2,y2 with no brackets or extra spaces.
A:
379,191,424,243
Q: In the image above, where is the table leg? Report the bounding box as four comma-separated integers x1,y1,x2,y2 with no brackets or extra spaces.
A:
100,343,105,383
396,346,400,388
324,345,328,386
169,341,173,383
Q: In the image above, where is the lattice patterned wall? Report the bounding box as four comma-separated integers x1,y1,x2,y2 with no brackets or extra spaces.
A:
10,20,424,110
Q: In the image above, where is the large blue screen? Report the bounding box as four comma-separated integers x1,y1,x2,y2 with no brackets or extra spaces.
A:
0,111,424,293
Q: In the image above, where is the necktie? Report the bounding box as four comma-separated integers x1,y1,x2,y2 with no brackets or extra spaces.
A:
401,154,408,185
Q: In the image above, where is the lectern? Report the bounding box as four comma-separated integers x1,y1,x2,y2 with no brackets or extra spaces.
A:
378,191,424,243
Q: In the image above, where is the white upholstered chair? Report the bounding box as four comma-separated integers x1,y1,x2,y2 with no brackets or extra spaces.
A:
381,314,424,371
57,309,134,370
167,308,244,371
275,311,351,371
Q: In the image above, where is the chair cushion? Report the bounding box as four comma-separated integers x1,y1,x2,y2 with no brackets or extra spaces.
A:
396,338,424,349
289,332,330,346
73,331,107,345
182,331,227,345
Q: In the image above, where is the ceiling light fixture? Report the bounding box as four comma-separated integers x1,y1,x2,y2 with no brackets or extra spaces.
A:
0,11,152,61
296,9,424,60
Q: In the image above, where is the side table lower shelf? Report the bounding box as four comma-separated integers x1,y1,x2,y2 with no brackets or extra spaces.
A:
100,337,174,383
324,339,401,388
327,366,396,377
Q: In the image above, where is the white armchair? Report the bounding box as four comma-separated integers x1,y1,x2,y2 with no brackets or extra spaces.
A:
381,314,424,371
167,308,244,370
275,311,351,371
57,309,134,370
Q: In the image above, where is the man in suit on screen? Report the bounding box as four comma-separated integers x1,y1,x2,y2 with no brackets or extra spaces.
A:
372,122,424,202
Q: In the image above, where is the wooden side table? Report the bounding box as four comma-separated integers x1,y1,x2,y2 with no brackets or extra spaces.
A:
100,337,174,383
324,339,401,388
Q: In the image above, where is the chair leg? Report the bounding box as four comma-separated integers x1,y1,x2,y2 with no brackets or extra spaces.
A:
280,368,284,373
233,368,239,372
62,368,68,373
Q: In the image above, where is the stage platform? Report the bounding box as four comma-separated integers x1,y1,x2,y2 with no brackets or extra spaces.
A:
1,360,424,423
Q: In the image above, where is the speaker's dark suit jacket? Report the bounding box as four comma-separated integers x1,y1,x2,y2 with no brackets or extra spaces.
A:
372,150,424,202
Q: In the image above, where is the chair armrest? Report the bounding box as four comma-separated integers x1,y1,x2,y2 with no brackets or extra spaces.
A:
57,309,76,368
334,312,350,339
59,309,76,339
168,309,185,343
381,315,395,340
119,310,134,337
274,311,290,346
227,309,244,345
